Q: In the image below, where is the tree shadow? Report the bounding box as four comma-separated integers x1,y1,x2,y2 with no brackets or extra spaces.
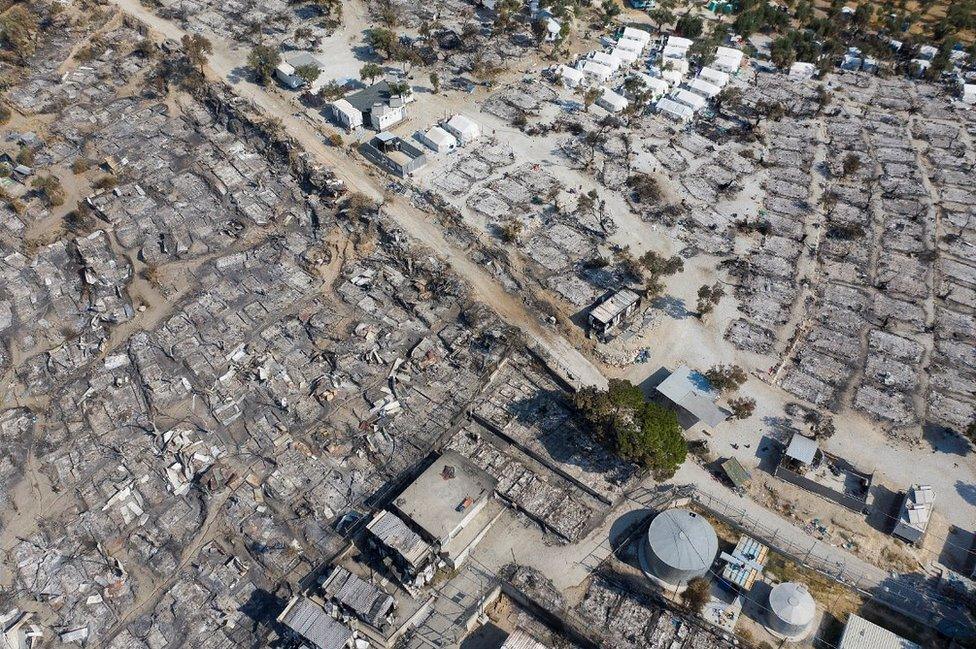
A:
865,483,900,535
651,294,690,320
922,422,971,457
955,480,976,507
761,415,800,444
755,434,782,474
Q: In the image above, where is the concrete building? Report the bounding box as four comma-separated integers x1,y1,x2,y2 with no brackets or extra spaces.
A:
389,451,502,569
359,133,428,178
418,126,458,153
641,508,718,591
342,81,408,131
655,365,727,427
838,614,920,649
892,484,935,544
443,114,481,144
328,99,363,131
588,288,640,335
278,596,354,649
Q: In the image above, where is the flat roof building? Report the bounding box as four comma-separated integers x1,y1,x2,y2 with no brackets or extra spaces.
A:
278,596,354,649
392,451,497,547
588,288,640,335
892,484,935,544
443,114,481,144
838,614,920,649
655,365,727,427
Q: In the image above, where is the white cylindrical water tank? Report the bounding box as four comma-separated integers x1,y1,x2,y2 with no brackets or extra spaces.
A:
644,508,718,588
767,581,816,640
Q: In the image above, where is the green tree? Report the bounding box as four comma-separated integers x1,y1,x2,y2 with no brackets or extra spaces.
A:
366,27,398,59
684,577,711,613
31,175,65,207
248,45,281,85
574,379,687,479
648,8,674,32
0,6,39,61
705,364,747,393
360,62,384,85
429,71,440,92
600,0,621,26
676,13,703,38
181,33,212,72
294,64,321,85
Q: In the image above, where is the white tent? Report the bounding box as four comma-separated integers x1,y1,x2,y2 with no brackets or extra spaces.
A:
616,36,646,55
578,59,613,82
612,46,639,64
698,66,730,87
557,64,586,88
656,98,695,122
662,58,689,76
789,62,816,81
622,26,651,47
589,50,622,72
661,68,684,86
686,77,721,99
597,87,629,113
631,73,669,99
443,114,481,143
963,83,976,104
662,44,688,60
418,126,458,153
713,47,743,73
667,35,693,50
672,88,707,112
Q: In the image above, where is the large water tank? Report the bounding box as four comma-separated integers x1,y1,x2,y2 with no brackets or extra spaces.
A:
767,581,816,640
644,509,718,587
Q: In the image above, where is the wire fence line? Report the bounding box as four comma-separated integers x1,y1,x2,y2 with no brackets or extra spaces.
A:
637,484,975,640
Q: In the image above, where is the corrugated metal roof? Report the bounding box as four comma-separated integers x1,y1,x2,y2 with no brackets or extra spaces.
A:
838,614,920,649
785,434,818,465
366,510,431,567
720,457,750,489
501,628,548,649
278,596,352,649
655,366,727,428
320,566,395,628
590,289,640,324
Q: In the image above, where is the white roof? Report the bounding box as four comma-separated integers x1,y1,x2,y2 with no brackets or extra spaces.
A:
558,64,585,83
662,58,689,75
667,35,693,49
963,83,976,103
655,365,727,427
590,50,621,71
715,46,743,61
662,44,688,60
616,36,645,54
698,67,729,87
445,114,480,138
789,62,816,79
686,77,721,98
579,60,613,81
838,614,920,649
672,88,707,111
331,99,360,121
622,26,651,45
423,125,457,148
661,68,684,85
785,434,818,465
276,62,296,75
590,289,640,323
656,98,694,121
918,44,938,60
634,73,669,95
598,87,629,112
612,46,639,63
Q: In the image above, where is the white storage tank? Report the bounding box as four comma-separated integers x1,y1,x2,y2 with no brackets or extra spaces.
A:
767,581,816,640
643,509,718,589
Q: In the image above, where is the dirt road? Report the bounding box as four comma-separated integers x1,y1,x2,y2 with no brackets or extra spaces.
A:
107,0,607,390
